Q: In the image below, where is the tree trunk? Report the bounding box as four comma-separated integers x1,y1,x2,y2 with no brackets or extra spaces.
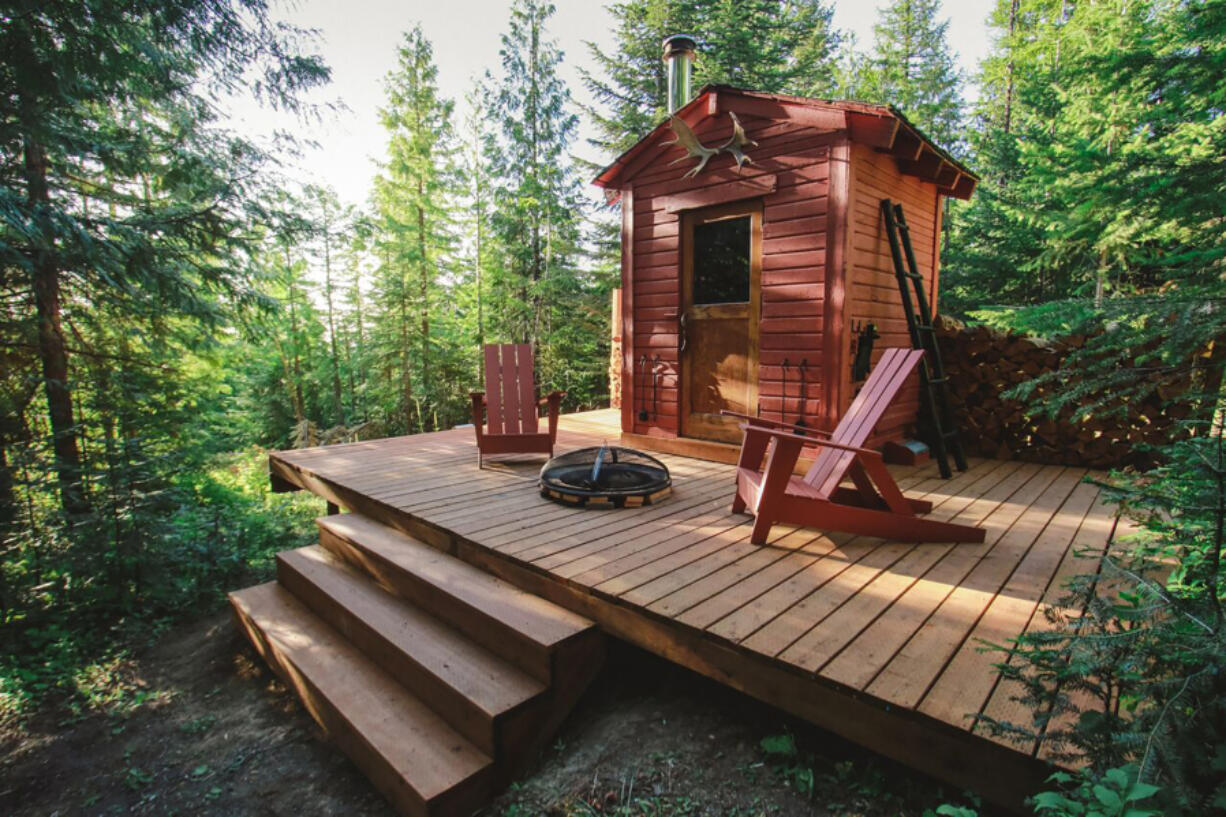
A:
399,253,413,432
321,205,345,423
274,335,304,425
417,191,429,390
283,245,306,422
529,19,542,349
0,438,15,532
1002,0,1018,137
475,195,484,356
467,94,487,368
24,119,89,517
352,262,367,420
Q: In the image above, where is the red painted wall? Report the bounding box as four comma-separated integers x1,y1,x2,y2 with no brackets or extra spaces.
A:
846,141,941,445
624,112,835,438
621,115,940,447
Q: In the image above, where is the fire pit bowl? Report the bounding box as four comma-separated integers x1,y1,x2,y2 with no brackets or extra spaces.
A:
539,445,672,508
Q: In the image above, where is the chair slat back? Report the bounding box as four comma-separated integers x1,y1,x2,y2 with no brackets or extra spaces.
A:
516,346,538,433
484,345,504,434
803,348,925,496
483,343,538,435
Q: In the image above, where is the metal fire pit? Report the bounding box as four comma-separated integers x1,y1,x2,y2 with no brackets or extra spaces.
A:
539,445,672,508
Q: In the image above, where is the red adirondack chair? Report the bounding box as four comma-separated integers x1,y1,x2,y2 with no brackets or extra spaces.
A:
470,344,564,467
727,347,987,546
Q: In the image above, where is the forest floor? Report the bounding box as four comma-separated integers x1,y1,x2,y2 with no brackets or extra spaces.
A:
0,606,987,817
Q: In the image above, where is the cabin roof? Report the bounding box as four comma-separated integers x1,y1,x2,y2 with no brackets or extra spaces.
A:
592,85,978,200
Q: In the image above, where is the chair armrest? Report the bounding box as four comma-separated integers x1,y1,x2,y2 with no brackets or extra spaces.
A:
470,391,485,401
538,390,566,405
720,410,830,437
737,424,882,459
741,422,810,498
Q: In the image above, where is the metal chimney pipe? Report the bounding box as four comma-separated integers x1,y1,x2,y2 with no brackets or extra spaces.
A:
662,34,697,115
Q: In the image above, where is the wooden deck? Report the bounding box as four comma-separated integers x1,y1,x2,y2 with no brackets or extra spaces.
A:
269,409,1119,811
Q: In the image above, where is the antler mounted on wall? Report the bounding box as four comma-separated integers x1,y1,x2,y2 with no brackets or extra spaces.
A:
663,112,758,179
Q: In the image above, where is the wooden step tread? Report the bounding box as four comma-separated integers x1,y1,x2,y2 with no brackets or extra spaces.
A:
230,582,492,817
278,546,546,719
317,513,594,649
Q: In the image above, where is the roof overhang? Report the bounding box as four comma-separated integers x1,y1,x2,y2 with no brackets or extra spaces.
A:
593,85,978,201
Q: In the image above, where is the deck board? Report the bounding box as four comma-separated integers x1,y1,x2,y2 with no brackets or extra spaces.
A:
915,479,1100,725
655,468,938,625
268,409,1121,810
742,459,1027,658
828,467,1084,693
537,489,737,572
703,459,1008,644
973,491,1121,752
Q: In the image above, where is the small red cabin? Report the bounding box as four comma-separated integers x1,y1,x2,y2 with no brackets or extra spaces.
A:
594,85,977,451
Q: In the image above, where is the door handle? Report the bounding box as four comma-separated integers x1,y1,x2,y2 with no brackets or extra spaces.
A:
678,312,688,353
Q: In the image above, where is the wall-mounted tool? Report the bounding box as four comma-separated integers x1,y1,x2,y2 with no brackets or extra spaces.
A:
637,354,650,421
795,358,809,433
780,358,790,423
851,321,880,382
652,355,661,421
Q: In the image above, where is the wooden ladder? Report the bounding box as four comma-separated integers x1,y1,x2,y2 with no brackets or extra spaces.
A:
880,199,967,479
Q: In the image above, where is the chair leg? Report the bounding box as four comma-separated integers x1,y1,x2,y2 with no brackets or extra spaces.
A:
751,514,774,545
732,493,747,514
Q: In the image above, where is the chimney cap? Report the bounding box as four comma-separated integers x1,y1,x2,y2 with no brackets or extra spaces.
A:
662,34,697,59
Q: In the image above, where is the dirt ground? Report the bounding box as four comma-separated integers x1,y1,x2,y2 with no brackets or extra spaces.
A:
0,608,984,817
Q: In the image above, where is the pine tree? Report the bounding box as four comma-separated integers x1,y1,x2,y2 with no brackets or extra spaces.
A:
370,26,457,432
485,0,585,350
943,0,1144,314
460,82,493,362
701,0,841,97
581,0,841,157
962,6,1226,809
853,0,965,152
343,212,374,422
0,0,328,518
270,221,314,432
305,185,349,425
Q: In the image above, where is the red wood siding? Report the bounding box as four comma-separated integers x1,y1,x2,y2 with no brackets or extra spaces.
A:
846,141,942,445
618,117,951,449
623,112,835,437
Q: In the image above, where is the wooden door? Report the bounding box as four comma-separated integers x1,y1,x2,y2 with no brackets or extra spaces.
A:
679,201,762,443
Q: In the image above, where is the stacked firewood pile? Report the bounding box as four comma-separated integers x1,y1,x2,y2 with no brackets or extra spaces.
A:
930,316,1215,470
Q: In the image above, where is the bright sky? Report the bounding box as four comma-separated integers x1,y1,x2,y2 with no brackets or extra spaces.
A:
226,0,993,208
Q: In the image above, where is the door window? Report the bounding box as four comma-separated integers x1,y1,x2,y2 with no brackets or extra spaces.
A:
692,216,751,305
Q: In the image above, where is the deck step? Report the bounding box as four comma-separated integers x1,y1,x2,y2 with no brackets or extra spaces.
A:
316,512,597,682
234,513,606,816
229,582,494,817
276,545,547,757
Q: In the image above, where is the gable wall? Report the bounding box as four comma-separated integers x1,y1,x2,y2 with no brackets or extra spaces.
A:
846,141,943,445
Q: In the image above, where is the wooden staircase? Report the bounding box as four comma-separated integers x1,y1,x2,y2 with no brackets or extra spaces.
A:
229,513,605,817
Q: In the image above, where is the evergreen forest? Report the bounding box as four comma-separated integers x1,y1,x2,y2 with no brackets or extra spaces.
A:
2,1,1224,814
